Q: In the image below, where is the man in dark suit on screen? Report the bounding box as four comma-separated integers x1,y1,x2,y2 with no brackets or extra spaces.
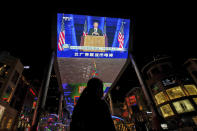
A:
88,21,103,36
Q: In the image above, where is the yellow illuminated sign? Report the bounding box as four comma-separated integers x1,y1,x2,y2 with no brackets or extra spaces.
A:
173,99,195,114
166,86,185,100
184,85,197,96
193,98,197,105
155,92,168,105
160,104,174,118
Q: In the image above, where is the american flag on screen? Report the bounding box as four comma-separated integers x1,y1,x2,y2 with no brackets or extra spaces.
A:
58,16,65,51
83,16,88,36
118,22,124,48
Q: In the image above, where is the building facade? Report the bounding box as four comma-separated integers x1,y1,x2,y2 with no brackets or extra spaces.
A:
141,56,197,130
0,52,23,130
184,58,197,86
125,87,151,130
13,77,38,130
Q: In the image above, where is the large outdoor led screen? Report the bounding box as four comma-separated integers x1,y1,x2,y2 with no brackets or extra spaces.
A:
57,13,130,114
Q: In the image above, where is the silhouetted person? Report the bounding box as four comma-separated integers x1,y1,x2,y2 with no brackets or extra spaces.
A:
70,78,116,131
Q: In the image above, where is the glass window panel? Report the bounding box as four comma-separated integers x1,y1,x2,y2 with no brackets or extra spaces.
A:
155,92,168,104
6,119,12,129
166,86,185,100
160,104,174,118
0,105,5,123
1,116,6,128
173,99,195,114
0,64,10,79
184,85,197,95
193,98,197,105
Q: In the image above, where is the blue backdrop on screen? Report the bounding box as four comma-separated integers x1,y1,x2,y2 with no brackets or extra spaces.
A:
57,13,130,59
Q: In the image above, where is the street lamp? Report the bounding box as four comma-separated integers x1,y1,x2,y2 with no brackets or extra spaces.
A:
24,66,30,69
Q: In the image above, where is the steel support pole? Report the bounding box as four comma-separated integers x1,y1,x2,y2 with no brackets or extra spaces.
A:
41,51,55,109
31,79,43,127
129,54,162,130
108,93,114,115
31,50,55,130
58,93,63,121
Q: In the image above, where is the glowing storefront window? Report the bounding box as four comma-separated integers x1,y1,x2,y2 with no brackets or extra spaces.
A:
193,98,197,105
6,119,12,129
160,104,174,118
0,105,5,123
166,86,185,100
184,85,197,95
0,63,10,79
155,92,168,104
1,116,6,128
17,121,21,128
173,99,195,114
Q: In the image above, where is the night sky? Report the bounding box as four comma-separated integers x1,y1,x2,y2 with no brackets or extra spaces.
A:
1,5,196,83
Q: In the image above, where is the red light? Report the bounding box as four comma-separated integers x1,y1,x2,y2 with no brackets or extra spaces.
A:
122,111,129,117
30,88,36,96
126,95,136,106
32,101,36,109
130,95,135,99
2,98,8,101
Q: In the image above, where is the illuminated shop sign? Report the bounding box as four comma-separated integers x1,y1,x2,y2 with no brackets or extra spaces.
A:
184,84,197,96
172,99,195,114
166,86,186,100
126,95,136,106
155,92,168,105
160,104,174,118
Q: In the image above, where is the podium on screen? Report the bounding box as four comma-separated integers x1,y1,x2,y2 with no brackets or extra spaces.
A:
80,35,108,52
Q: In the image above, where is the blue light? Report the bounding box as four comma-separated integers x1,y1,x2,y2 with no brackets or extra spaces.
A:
64,91,72,93
63,83,68,89
111,116,124,121
64,93,71,95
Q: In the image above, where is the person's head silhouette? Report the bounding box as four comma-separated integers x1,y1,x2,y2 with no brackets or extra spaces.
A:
83,77,104,99
70,77,116,131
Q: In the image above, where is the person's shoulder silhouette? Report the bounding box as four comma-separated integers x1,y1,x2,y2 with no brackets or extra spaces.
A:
70,78,116,131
